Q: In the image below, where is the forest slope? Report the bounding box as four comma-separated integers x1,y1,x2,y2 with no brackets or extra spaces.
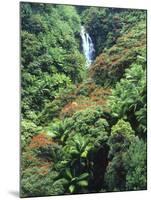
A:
20,3,147,197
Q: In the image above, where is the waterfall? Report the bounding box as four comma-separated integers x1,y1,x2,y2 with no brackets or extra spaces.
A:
80,26,95,67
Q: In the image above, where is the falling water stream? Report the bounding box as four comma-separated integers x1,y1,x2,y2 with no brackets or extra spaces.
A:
80,26,95,67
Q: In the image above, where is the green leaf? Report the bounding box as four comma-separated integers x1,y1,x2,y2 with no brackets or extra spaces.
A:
77,180,88,187
81,150,88,158
69,185,75,193
78,172,89,180
65,168,72,179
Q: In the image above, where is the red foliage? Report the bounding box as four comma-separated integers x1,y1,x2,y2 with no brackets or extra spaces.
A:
29,133,55,149
38,162,51,175
60,84,111,118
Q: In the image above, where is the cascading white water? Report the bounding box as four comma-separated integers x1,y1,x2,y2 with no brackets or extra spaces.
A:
80,26,95,67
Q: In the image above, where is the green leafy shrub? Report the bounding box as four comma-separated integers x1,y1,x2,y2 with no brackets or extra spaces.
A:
21,168,60,197
124,137,147,190
105,119,135,191
109,62,146,138
21,120,42,150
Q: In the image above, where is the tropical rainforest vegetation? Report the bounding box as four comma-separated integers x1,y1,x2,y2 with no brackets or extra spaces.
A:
20,2,147,197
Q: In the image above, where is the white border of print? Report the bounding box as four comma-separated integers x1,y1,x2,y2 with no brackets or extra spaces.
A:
0,0,150,199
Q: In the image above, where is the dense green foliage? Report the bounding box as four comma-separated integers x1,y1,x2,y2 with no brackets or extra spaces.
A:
21,2,147,197
82,8,145,57
105,119,135,191
109,61,147,138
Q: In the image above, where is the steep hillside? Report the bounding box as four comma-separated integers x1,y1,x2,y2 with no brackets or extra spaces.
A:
89,19,146,86
20,3,147,197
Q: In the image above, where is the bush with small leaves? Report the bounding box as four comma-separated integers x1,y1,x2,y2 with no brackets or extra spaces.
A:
105,119,135,191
